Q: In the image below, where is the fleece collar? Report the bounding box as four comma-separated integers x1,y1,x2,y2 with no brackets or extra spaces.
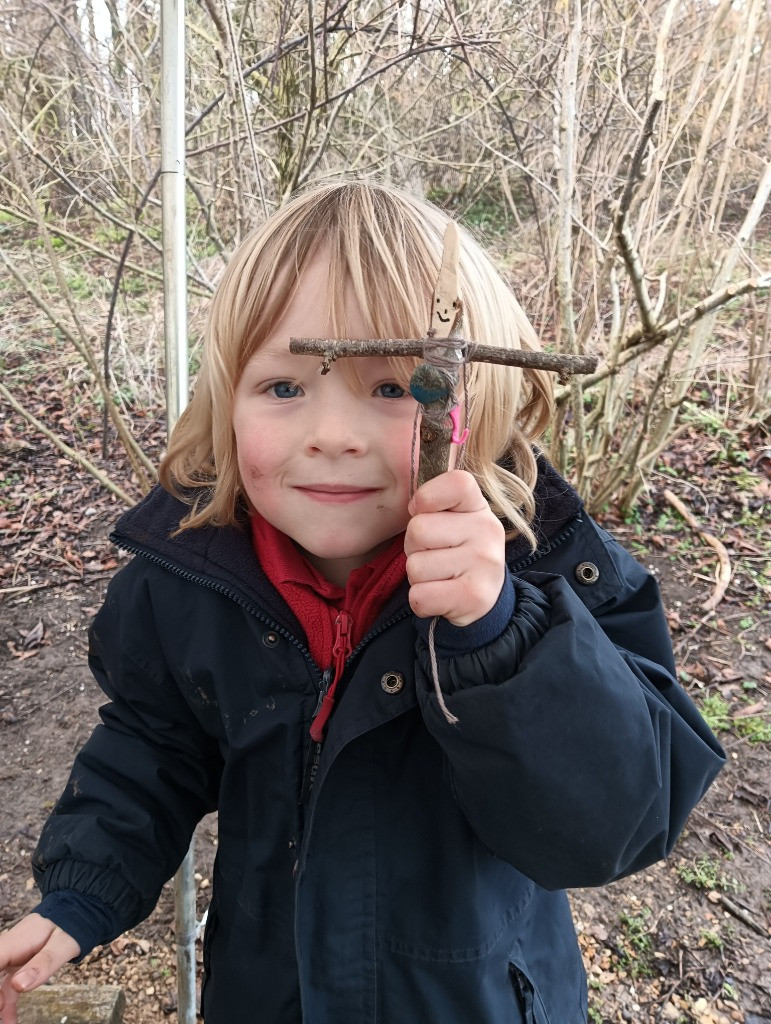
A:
249,514,407,672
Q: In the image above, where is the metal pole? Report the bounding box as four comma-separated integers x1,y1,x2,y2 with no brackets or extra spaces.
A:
160,2,195,1023
161,0,189,432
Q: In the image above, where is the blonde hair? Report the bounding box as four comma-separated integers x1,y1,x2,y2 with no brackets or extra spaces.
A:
160,180,553,544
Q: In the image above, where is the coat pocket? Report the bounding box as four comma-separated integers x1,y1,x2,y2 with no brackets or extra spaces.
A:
508,960,550,1024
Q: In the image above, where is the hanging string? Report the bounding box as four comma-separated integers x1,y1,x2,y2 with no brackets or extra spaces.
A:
407,365,469,728
428,617,459,726
409,404,421,500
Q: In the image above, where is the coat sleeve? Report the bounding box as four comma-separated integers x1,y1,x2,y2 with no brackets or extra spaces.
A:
32,559,223,934
414,522,725,891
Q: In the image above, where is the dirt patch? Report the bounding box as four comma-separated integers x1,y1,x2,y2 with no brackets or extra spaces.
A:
1,417,769,1023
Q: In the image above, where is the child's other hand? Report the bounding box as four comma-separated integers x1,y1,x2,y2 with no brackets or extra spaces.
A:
0,914,80,1024
405,470,506,627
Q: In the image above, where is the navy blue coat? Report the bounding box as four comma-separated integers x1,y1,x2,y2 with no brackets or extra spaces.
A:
33,462,724,1023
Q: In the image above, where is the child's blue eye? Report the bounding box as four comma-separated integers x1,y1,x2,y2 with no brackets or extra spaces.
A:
270,381,303,399
376,382,406,399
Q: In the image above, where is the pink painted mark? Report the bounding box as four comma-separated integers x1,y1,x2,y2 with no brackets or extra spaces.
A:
449,406,470,445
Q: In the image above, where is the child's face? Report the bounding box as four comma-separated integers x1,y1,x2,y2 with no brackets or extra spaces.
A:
232,253,418,586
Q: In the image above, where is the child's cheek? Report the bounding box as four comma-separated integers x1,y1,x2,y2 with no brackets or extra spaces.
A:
235,444,265,499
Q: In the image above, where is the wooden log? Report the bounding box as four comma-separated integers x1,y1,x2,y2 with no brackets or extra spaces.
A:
17,985,125,1024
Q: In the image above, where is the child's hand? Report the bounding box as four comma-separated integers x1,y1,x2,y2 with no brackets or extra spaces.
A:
0,914,80,1024
405,470,506,627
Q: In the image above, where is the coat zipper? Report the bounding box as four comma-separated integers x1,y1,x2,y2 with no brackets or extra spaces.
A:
309,610,352,743
299,611,353,804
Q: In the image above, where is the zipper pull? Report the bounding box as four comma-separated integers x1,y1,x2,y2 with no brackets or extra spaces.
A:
312,667,333,718
309,611,353,743
332,610,352,672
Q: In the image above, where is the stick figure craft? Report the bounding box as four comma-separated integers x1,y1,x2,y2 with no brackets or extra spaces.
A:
290,222,598,488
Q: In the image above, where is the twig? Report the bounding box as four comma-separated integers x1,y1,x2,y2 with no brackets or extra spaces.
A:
0,382,135,507
289,338,598,375
717,894,769,937
0,205,203,292
0,582,51,596
611,98,664,338
14,687,76,721
690,808,771,868
618,97,664,223
554,273,770,403
663,488,731,611
0,250,157,489
1,116,165,258
624,274,771,350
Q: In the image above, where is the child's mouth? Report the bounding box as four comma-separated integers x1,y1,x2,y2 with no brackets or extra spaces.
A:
295,485,379,504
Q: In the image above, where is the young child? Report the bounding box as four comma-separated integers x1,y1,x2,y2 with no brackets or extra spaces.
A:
0,181,724,1024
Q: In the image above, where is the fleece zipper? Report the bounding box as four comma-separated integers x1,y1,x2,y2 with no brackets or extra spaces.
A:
309,611,353,742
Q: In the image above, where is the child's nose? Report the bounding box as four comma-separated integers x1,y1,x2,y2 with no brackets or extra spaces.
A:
304,393,367,456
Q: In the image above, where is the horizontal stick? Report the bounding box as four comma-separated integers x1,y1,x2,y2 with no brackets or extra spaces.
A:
289,338,598,375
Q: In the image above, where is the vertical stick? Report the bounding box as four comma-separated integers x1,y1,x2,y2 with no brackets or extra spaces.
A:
555,0,584,476
411,223,465,485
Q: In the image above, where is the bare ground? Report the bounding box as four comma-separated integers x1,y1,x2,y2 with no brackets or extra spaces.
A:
1,403,769,1024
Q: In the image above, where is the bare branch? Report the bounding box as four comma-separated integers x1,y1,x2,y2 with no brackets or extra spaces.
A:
289,338,598,376
611,98,664,338
555,275,771,404
0,382,135,507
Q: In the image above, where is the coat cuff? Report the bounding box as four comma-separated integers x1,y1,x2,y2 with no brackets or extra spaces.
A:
33,891,123,962
413,574,516,656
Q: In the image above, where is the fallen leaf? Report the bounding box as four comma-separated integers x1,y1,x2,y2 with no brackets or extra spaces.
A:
732,701,765,718
20,619,44,649
6,641,40,661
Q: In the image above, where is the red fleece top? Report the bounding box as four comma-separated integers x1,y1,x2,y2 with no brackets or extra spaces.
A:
250,514,407,740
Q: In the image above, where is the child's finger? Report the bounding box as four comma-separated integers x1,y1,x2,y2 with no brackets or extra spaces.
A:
0,976,20,1024
408,470,487,516
0,915,56,972
405,508,503,556
0,915,79,1004
0,971,21,1024
406,547,464,584
405,512,464,555
409,573,499,626
8,929,80,996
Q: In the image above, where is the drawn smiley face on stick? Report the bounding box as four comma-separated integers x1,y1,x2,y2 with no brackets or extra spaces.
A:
432,295,460,330
429,222,462,338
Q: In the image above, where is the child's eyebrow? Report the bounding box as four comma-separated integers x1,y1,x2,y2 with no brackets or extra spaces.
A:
246,348,305,368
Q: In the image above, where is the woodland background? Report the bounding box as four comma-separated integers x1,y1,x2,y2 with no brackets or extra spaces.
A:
0,2,770,1024
0,0,768,505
